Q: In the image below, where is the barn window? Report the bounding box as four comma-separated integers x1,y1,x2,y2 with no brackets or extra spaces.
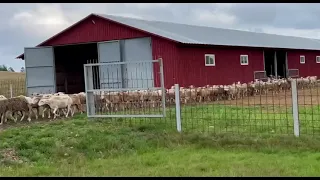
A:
300,55,305,64
240,55,249,65
205,54,215,66
316,56,320,63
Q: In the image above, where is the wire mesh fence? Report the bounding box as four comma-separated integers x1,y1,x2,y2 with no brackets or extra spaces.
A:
1,67,320,138
84,70,320,137
172,77,320,137
0,78,26,98
84,59,166,118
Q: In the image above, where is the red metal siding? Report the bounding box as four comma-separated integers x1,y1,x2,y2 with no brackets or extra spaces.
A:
287,50,320,78
43,16,148,46
151,37,179,88
177,46,264,87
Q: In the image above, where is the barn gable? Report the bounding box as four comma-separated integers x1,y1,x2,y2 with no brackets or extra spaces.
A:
17,14,177,59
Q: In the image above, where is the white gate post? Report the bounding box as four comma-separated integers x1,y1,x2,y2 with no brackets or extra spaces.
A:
291,79,300,137
159,58,166,117
174,84,182,132
84,64,96,117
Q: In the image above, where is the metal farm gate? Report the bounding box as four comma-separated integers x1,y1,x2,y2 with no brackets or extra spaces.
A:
83,58,166,118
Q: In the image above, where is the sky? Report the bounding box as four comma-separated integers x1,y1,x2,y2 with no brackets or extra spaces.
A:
2,3,320,71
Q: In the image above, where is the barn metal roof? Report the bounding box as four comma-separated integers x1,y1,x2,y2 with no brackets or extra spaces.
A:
97,13,320,50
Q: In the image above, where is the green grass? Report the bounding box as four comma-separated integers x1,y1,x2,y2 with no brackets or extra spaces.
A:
99,103,320,136
1,113,320,176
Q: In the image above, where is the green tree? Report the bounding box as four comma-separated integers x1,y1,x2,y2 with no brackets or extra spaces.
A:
8,67,15,72
0,64,8,71
0,64,15,72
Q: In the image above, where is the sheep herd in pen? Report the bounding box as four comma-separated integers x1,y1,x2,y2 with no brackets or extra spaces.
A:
0,76,318,125
170,76,318,104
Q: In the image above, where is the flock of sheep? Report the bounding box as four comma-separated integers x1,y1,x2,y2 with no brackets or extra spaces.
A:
92,76,320,112
0,76,318,126
169,76,318,104
0,92,86,125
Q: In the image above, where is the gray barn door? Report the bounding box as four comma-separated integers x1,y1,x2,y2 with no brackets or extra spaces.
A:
122,37,153,88
24,47,56,96
98,41,122,89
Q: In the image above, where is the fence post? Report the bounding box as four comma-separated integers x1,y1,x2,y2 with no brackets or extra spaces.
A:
84,64,95,117
159,58,166,118
9,84,13,98
291,79,300,137
174,84,182,133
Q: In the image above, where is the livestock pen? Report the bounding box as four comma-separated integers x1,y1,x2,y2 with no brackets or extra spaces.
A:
1,67,320,138
82,61,320,137
84,81,320,137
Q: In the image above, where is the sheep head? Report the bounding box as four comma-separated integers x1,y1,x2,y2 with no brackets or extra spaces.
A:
38,99,49,106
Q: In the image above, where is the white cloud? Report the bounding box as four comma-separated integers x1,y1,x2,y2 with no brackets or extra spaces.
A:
10,3,71,39
192,9,237,27
124,3,170,9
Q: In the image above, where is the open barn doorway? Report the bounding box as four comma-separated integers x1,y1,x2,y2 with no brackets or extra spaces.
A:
53,43,98,94
276,50,287,78
264,50,275,77
264,50,287,78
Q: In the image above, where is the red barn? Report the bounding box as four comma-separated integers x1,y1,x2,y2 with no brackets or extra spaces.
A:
17,13,320,95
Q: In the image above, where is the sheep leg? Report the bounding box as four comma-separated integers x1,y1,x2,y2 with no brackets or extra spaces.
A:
76,104,82,114
27,111,31,122
4,112,8,123
52,108,59,120
33,108,38,120
7,111,17,123
70,105,75,117
61,108,67,116
48,109,51,119
37,107,40,118
20,111,26,122
66,105,72,118
0,113,4,125
71,106,76,116
42,108,47,118
15,112,21,122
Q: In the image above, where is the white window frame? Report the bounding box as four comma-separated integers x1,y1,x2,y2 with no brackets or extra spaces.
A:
240,55,249,65
300,55,305,64
316,56,320,64
205,54,216,66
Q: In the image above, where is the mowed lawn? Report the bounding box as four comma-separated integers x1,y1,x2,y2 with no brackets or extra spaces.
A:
1,112,320,176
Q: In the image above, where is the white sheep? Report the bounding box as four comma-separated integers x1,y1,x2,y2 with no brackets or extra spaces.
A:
38,95,73,120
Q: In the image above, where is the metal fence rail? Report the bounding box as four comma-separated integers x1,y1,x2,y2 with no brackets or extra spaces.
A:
84,58,166,118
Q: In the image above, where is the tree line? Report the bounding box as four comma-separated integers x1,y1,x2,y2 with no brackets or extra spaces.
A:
0,65,25,72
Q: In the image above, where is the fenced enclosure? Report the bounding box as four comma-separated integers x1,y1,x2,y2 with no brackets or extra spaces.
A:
83,65,320,137
0,64,320,138
84,58,166,118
